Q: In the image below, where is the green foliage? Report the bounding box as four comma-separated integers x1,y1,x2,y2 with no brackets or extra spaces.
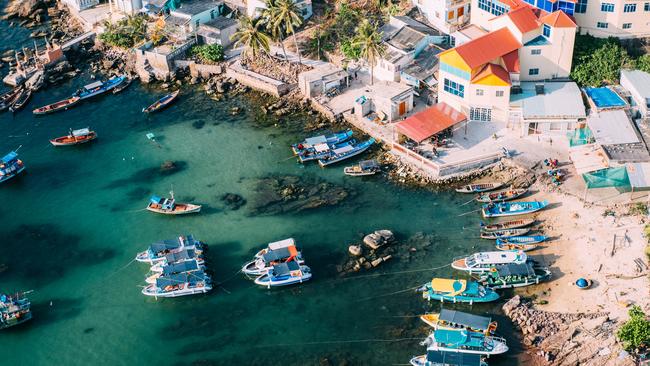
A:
190,44,224,64
617,306,650,352
340,38,361,60
353,20,385,84
636,55,650,73
232,15,272,58
99,15,147,49
629,202,648,216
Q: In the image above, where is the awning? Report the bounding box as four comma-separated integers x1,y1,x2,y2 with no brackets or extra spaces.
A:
569,144,609,175
396,103,467,143
626,163,650,188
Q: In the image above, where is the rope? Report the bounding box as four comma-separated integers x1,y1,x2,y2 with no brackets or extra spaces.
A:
215,268,242,286
354,285,422,303
458,208,481,217
333,264,450,282
252,337,422,348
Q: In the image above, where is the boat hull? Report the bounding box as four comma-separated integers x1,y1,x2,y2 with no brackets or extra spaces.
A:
146,203,202,215
318,138,375,167
480,228,530,239
0,165,25,184
49,132,97,146
476,188,527,203
481,201,549,218
456,182,505,193
142,284,212,297
254,272,312,287
33,97,81,115
427,340,509,355
480,218,535,232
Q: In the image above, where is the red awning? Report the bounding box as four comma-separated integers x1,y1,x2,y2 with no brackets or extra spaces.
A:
396,103,467,143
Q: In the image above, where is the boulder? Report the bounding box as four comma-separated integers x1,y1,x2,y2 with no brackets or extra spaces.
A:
348,245,362,256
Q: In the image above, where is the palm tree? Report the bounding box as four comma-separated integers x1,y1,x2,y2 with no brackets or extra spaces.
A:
272,0,303,63
353,20,385,85
262,0,288,59
231,15,272,58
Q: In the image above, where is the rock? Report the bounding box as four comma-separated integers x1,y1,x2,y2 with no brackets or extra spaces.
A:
161,83,169,89
220,193,246,210
371,258,383,267
348,245,362,256
363,233,382,249
160,160,176,171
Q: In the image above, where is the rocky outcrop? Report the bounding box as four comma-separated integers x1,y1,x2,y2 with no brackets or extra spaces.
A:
240,53,312,84
2,0,51,24
503,296,635,366
339,230,395,274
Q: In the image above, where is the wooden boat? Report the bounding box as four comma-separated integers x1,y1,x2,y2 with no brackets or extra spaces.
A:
74,76,126,100
480,218,535,232
344,159,380,176
0,291,32,330
475,188,527,203
456,182,505,193
112,77,132,94
33,96,81,115
480,228,530,239
495,242,538,251
318,138,375,167
0,150,25,184
409,351,488,366
496,235,547,245
143,90,179,113
479,263,551,289
26,70,44,91
146,190,201,215
424,329,509,355
418,278,500,304
292,129,353,155
298,139,355,163
451,250,527,273
50,128,97,146
9,88,32,112
482,200,549,218
0,87,22,111
420,309,498,334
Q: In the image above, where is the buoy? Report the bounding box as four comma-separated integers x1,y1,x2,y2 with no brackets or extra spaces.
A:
575,278,591,289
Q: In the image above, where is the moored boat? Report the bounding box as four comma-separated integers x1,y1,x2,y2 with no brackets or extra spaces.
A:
291,129,353,155
254,261,312,288
475,188,527,203
480,218,535,232
142,271,212,297
8,87,31,112
150,249,204,273
423,329,509,356
74,76,126,100
0,292,32,330
135,235,204,264
481,200,549,218
32,96,81,115
451,250,527,273
297,139,354,163
242,238,303,276
0,87,22,111
49,128,97,146
0,150,25,184
146,191,201,215
418,278,500,304
409,351,488,366
145,259,205,284
420,309,497,335
344,159,380,176
318,138,375,167
143,90,179,113
479,263,551,289
112,77,132,94
496,235,547,246
495,242,539,252
456,182,504,194
479,228,530,239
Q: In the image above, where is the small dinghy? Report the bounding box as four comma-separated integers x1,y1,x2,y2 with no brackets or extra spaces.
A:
344,159,380,176
410,351,487,366
143,90,179,113
479,263,551,289
0,87,22,111
50,128,97,146
254,260,312,288
292,129,353,155
9,88,31,112
456,182,504,194
33,96,81,115
480,218,535,232
422,329,509,356
146,190,201,215
495,242,538,251
476,188,527,203
451,250,527,273
482,200,549,218
420,309,498,334
318,138,375,167
480,228,530,239
418,278,500,304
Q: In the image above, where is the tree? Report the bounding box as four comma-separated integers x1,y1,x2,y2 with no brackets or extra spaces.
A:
231,15,272,58
617,306,650,352
272,0,303,63
191,44,224,63
636,54,650,73
262,0,288,59
352,20,384,85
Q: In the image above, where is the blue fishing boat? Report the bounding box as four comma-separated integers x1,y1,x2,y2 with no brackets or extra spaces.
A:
142,271,212,297
143,90,179,113
135,235,204,264
496,235,547,245
479,263,551,289
297,139,355,163
291,129,353,155
254,260,312,288
410,350,488,366
418,278,500,304
318,138,375,167
481,200,549,218
74,76,126,100
422,329,508,356
0,292,32,330
146,258,205,284
0,151,25,184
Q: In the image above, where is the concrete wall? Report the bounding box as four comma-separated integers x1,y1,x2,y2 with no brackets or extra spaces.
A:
620,72,650,117
467,83,510,121
226,62,295,97
413,0,470,34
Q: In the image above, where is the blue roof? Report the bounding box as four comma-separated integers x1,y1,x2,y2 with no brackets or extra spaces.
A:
164,249,196,262
162,260,199,275
524,35,550,46
272,261,300,276
150,195,162,203
585,87,626,108
426,351,483,366
156,271,208,287
1,152,17,164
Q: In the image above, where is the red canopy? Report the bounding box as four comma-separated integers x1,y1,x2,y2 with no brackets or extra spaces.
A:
396,103,467,143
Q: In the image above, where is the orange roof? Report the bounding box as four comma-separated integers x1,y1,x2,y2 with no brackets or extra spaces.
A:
506,6,540,33
396,103,467,143
502,50,520,73
471,64,511,85
453,28,522,69
540,10,577,28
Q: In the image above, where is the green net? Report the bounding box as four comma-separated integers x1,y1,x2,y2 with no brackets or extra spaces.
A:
582,166,631,188
568,127,594,147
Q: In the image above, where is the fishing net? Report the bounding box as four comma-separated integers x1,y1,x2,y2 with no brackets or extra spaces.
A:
581,166,631,189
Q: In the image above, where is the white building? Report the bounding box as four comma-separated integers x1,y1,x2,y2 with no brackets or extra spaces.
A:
113,0,143,14
411,0,471,34
197,17,239,47
574,0,650,39
620,69,650,118
247,0,312,20
62,0,99,11
170,0,224,32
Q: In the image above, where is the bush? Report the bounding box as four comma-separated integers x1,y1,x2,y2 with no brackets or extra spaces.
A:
190,44,224,64
629,202,648,216
617,306,650,352
340,38,361,60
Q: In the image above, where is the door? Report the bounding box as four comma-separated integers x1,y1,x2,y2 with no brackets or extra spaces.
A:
528,122,541,135
399,101,406,116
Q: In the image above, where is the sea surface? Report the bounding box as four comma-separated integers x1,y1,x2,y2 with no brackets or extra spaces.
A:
0,17,524,366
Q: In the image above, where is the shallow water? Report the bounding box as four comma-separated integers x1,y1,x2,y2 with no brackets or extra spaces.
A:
0,22,524,366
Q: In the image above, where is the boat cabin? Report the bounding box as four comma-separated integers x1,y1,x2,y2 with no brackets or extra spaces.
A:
1,152,19,169
489,263,536,280
262,245,299,263
82,81,103,93
437,309,493,333
150,195,176,210
465,251,526,268
267,238,296,251
155,271,209,291
161,259,201,276
71,128,91,137
424,350,484,366
430,278,467,295
271,261,303,278
164,249,197,263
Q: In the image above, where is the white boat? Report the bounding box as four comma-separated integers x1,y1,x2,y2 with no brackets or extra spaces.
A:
242,238,304,276
420,309,497,335
142,271,212,297
135,235,204,264
150,249,204,273
146,190,201,215
423,329,508,356
451,251,527,273
145,259,205,284
410,351,488,366
254,261,312,288
251,238,297,259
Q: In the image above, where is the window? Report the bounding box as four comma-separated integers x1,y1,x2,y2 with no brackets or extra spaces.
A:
645,2,650,11
550,122,563,131
458,6,465,16
476,89,484,96
531,49,542,55
597,21,608,28
529,68,540,75
623,23,632,29
448,10,455,19
601,2,614,11
477,0,510,16
575,0,588,13
444,79,465,98
623,3,636,11
558,0,575,14
543,24,551,38
496,90,504,97
470,107,492,122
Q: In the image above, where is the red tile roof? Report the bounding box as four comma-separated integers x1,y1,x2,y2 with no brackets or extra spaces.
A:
540,10,577,28
471,63,511,85
454,27,522,69
502,50,520,73
396,103,467,143
506,6,540,33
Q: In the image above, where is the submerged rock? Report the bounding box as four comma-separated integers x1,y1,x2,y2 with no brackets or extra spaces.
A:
221,193,246,210
160,160,176,172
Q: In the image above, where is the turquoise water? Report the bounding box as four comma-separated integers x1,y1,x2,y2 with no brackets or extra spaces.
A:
0,22,523,366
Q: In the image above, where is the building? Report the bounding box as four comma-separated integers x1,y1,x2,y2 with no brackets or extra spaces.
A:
246,0,312,20
450,24,488,46
113,0,143,14
298,65,350,98
62,0,99,11
353,82,414,122
620,69,650,118
411,0,471,34
169,0,225,33
573,0,650,38
197,16,239,47
396,102,468,142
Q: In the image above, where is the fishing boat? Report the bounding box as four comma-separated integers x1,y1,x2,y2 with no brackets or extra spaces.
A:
475,188,527,203
112,77,132,94
32,96,81,115
451,250,527,273
423,329,509,355
150,249,204,273
297,139,355,163
291,129,353,155
480,219,535,232
49,128,97,146
146,191,201,215
479,228,530,239
143,90,179,113
8,87,31,112
496,235,547,246
135,235,204,264
344,159,380,176
410,351,488,366
254,260,312,288
145,259,205,284
417,278,500,304
250,238,298,259
74,75,126,100
142,271,212,297
0,87,22,110
495,242,539,252
479,263,551,289
318,138,375,167
455,182,504,194
0,150,25,184
26,70,44,91
242,239,304,276
481,200,549,218
0,292,32,330
420,309,497,335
